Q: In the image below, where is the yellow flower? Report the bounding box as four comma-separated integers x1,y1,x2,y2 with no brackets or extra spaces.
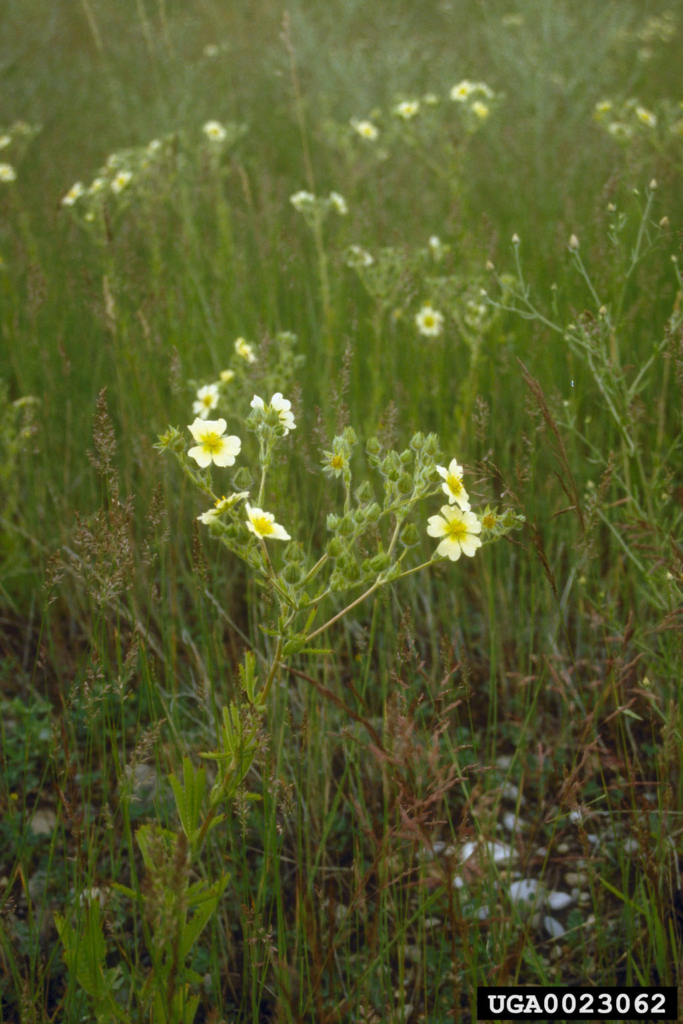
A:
352,119,379,140
234,338,256,363
635,105,657,127
472,101,490,120
203,120,227,142
220,369,235,383
245,504,291,541
187,418,241,468
198,491,249,524
62,182,85,207
193,384,220,419
0,164,16,183
415,304,444,337
395,100,420,120
427,506,482,561
111,170,132,193
435,459,470,511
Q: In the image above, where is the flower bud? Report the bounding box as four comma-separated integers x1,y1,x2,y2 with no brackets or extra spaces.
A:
343,426,358,447
397,472,413,494
283,563,302,584
232,467,252,490
568,234,579,250
327,537,344,558
659,216,669,228
355,480,374,503
511,232,520,245
424,434,439,456
399,449,413,465
284,541,304,563
369,551,391,572
410,431,425,451
338,514,355,536
326,513,339,531
365,502,381,522
400,522,419,546
366,437,381,456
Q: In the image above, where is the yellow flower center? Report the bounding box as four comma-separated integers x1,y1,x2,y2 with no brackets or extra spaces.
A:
447,474,463,495
330,455,345,469
444,519,467,542
201,432,223,454
202,393,213,407
252,516,274,536
482,513,497,530
423,314,435,327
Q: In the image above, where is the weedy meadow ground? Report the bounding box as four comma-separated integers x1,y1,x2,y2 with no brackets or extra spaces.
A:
0,1,682,1021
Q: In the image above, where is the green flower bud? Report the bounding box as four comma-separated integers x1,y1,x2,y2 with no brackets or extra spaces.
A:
343,426,358,447
327,537,344,558
399,449,413,465
326,513,340,531
353,507,366,524
355,480,374,503
369,551,391,572
366,436,381,456
424,433,439,456
338,514,355,536
410,431,425,451
397,472,413,494
233,466,253,490
283,562,302,584
382,452,401,481
400,522,420,546
366,502,381,522
284,541,305,563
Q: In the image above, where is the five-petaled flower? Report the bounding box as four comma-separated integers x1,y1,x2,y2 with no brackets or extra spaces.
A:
415,304,444,337
427,505,482,561
188,418,241,468
0,164,17,183
251,393,296,435
193,384,220,419
245,504,291,541
197,492,249,524
436,459,470,510
111,170,132,193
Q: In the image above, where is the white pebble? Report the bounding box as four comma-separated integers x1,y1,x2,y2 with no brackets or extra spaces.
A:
544,915,566,939
546,890,573,911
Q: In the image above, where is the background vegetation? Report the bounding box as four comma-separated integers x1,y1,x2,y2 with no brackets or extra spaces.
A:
1,0,682,1020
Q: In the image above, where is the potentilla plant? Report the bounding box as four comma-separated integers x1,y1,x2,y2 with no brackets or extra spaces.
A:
157,389,523,729
58,394,522,1024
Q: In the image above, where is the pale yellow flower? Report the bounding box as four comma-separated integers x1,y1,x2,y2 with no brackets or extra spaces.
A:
472,101,490,120
436,459,470,511
111,170,132,193
197,491,249,524
395,100,420,120
352,119,379,140
187,418,241,468
415,304,444,337
329,191,348,215
203,120,227,142
427,506,482,561
234,337,256,363
62,182,85,207
220,369,235,383
0,164,16,183
250,392,296,434
635,105,657,127
193,383,220,419
245,503,291,541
